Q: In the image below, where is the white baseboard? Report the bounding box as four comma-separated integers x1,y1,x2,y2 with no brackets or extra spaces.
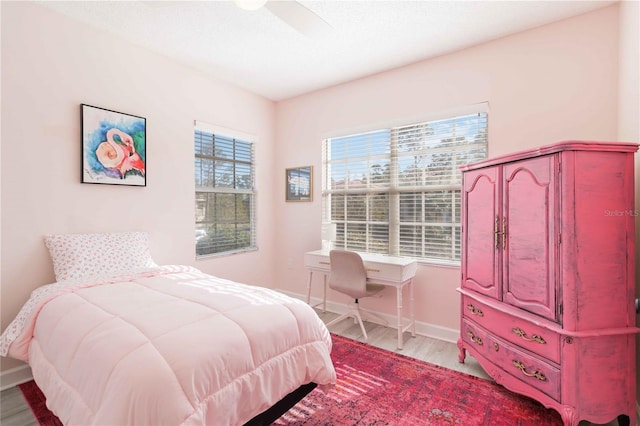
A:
277,289,459,344
0,364,33,391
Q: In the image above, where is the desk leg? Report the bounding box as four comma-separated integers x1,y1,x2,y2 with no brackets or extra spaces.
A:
322,274,327,313
396,286,403,350
409,279,415,337
306,271,313,305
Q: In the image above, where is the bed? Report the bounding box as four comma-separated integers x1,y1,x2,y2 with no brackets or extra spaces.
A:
0,232,336,425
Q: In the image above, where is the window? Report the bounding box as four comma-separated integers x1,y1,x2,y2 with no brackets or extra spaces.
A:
322,106,488,265
194,122,256,257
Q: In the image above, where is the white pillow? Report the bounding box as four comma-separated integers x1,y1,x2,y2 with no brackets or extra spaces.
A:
44,232,158,282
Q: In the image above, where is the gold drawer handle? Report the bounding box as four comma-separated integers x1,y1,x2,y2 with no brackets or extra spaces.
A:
467,331,483,346
319,261,330,265
366,268,380,273
512,327,547,344
512,360,547,381
467,304,484,317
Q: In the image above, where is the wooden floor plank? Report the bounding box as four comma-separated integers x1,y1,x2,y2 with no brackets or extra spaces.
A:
0,386,37,425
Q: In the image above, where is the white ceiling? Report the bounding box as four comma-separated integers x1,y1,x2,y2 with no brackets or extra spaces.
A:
37,0,616,101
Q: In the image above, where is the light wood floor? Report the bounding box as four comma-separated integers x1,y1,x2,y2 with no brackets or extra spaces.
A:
1,383,38,426
0,310,624,425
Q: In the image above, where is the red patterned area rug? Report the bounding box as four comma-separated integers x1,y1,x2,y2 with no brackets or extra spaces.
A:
275,334,563,425
18,334,562,426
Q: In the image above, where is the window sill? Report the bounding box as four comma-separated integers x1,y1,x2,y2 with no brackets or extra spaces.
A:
196,246,258,260
416,259,460,269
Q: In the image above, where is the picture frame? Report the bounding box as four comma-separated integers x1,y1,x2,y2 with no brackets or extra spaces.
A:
286,166,313,202
81,104,146,186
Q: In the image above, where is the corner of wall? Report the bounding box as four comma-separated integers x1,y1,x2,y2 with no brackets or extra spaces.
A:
618,0,640,142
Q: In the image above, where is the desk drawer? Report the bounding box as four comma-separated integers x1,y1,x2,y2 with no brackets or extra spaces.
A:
304,252,417,284
304,253,330,270
362,259,417,283
462,295,560,364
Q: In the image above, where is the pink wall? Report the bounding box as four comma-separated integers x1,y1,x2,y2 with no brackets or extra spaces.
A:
273,5,622,332
0,2,278,372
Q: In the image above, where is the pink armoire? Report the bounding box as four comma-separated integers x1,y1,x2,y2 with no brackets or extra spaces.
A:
457,141,639,426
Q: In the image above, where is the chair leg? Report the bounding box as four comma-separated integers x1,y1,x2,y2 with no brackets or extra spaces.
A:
352,308,368,341
360,308,388,327
325,301,371,342
326,311,354,328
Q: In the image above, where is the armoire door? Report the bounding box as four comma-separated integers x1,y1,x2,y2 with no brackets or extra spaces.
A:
461,165,501,300
502,155,558,321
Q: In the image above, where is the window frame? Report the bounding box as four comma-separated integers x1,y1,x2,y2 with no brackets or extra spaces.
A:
322,103,488,266
194,121,257,258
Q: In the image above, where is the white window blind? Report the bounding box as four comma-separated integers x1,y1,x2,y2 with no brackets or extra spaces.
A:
322,108,488,264
194,123,256,257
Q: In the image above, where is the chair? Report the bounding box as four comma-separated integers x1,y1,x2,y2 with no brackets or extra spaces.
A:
325,250,387,341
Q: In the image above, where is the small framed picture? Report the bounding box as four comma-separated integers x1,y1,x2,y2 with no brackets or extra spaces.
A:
81,104,146,186
286,166,313,202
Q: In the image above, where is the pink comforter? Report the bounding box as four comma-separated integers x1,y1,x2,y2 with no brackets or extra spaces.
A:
1,266,336,425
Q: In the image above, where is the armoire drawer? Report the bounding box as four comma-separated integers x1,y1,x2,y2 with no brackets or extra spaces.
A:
461,319,491,355
487,333,561,402
462,319,561,402
462,295,560,364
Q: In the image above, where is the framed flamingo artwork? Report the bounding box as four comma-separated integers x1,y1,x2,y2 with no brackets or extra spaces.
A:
81,104,146,186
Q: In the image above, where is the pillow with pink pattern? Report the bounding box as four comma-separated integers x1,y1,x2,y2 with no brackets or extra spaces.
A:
44,231,158,282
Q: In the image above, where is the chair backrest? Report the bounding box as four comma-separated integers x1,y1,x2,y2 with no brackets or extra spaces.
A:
328,250,368,298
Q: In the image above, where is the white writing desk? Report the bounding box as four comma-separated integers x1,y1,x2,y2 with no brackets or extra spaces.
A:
304,249,418,349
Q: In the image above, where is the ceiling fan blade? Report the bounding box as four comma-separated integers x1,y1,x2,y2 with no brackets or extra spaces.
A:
265,1,332,37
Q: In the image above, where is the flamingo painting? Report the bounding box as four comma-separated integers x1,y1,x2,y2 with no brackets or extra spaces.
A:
82,104,146,186
95,128,146,179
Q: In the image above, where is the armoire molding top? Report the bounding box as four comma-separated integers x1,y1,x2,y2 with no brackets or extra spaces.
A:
461,140,639,172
